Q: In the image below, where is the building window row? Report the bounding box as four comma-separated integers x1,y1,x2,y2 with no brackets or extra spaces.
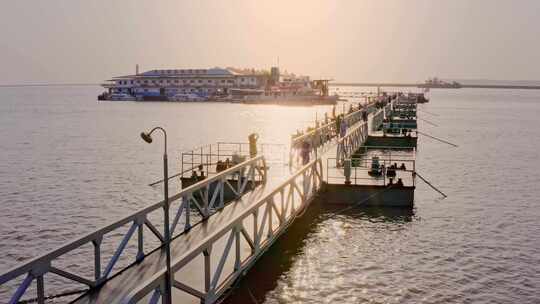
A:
153,69,207,75
119,77,253,86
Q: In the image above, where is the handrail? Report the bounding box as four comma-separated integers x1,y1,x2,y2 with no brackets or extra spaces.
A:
326,157,416,186
291,107,365,145
336,121,369,166
169,156,266,202
289,106,371,167
0,155,267,303
123,158,324,304
0,201,163,285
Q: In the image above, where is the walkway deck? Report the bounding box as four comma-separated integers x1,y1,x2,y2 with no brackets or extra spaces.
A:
73,122,369,303
74,164,293,304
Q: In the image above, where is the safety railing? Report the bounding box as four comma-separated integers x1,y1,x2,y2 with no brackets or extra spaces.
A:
335,121,369,167
181,142,285,176
289,121,335,166
122,158,324,304
371,108,385,131
383,102,392,119
289,108,368,167
366,104,377,114
353,145,417,158
215,142,286,165
382,121,417,130
395,96,418,105
394,102,417,107
0,156,267,304
170,155,267,230
326,157,416,187
389,106,417,115
148,142,285,186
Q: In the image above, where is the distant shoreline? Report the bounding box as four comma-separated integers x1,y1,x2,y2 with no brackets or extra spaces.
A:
331,83,540,90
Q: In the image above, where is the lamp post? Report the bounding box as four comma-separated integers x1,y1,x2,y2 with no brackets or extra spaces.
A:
140,127,172,304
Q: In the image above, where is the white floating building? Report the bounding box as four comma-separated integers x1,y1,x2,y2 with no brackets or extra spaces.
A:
101,67,268,100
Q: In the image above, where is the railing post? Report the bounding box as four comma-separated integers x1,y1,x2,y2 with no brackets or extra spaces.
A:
267,200,273,238
92,236,102,281
184,195,191,230
234,226,241,271
302,171,308,198
203,247,212,296
209,145,212,173
344,159,352,185
136,216,145,262
289,137,294,167
280,188,285,218
253,210,259,250
204,184,209,217
36,275,45,304
29,261,49,304
262,158,268,183
354,160,357,184
219,178,225,208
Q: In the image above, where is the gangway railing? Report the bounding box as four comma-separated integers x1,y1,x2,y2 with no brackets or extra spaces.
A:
122,158,324,304
150,142,284,186
180,142,285,175
353,145,417,158
371,108,385,131
383,102,392,119
0,156,267,304
289,120,334,166
336,121,369,167
289,108,367,167
327,157,416,186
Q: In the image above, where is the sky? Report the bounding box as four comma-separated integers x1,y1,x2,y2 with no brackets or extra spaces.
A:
1,0,539,84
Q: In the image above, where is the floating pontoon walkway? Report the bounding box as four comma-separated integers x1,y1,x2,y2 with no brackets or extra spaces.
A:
1,104,382,304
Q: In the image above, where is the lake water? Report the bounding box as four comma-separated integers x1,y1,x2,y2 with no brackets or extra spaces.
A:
1,86,540,303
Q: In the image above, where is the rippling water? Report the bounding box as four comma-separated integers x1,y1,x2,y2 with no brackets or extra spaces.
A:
1,86,540,303
225,89,540,304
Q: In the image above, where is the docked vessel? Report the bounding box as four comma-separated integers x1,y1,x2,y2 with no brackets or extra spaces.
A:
231,78,337,105
98,66,339,105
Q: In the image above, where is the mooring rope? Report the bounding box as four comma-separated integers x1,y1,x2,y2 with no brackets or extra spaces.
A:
148,171,184,186
417,131,458,147
417,109,440,117
418,117,439,127
414,172,447,198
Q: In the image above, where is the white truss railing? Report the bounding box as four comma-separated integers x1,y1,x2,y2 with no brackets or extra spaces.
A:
384,102,392,118
336,121,369,167
371,108,385,131
0,156,267,304
289,108,367,167
123,158,324,304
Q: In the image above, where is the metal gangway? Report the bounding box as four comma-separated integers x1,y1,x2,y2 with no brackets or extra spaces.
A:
0,105,381,304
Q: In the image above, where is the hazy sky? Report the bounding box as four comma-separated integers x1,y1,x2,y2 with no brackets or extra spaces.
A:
1,0,539,84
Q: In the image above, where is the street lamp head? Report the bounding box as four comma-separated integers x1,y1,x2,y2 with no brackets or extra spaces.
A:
140,132,153,143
